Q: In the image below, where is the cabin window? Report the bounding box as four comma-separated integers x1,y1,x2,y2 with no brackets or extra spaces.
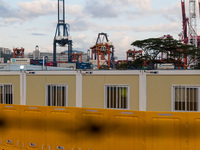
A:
0,84,13,104
46,84,68,106
105,85,130,109
172,85,200,111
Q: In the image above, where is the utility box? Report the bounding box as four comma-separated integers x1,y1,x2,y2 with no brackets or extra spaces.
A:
57,63,76,69
10,58,30,65
155,63,175,70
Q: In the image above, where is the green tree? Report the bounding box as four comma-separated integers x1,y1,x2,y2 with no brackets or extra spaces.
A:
131,37,200,69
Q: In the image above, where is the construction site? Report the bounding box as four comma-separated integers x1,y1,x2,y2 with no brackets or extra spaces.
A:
1,0,200,150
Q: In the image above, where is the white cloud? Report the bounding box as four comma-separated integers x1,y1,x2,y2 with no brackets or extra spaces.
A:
83,0,152,19
93,22,180,35
67,5,84,17
74,34,88,45
4,18,23,24
0,0,17,19
159,2,181,22
72,33,98,53
18,0,57,18
106,0,152,10
84,0,118,18
127,2,181,22
99,25,134,32
135,22,180,33
18,0,84,20
69,19,92,32
38,45,53,53
100,32,135,60
0,0,84,24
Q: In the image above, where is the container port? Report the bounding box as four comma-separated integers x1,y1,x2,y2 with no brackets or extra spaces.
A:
1,0,200,150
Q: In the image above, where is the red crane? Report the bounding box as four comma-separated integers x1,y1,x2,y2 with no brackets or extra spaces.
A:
199,0,200,17
13,48,24,58
181,0,188,44
71,53,82,63
181,0,200,47
90,33,114,69
126,49,143,62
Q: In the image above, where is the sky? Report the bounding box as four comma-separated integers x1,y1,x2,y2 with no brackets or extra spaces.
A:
0,0,193,60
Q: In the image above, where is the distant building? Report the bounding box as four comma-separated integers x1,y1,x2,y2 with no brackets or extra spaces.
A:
0,47,12,63
33,45,40,59
27,53,33,59
0,58,4,63
0,47,3,53
0,47,12,54
27,52,68,62
4,48,12,54
26,49,88,62
33,50,40,60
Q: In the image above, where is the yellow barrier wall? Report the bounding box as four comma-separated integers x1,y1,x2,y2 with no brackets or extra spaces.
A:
76,108,110,150
146,112,187,150
46,107,77,150
0,105,199,150
21,105,46,150
109,110,145,150
0,105,21,150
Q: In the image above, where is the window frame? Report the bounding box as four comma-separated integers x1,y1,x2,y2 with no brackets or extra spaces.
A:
171,85,200,112
45,84,68,107
104,84,130,110
0,84,14,104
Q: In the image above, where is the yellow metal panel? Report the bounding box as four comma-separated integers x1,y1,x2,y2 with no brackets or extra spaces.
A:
0,104,20,150
147,75,200,111
26,75,76,106
76,108,110,150
20,105,46,150
2,104,200,150
82,75,139,110
0,104,3,150
46,107,77,150
187,113,200,150
146,112,187,150
109,110,145,150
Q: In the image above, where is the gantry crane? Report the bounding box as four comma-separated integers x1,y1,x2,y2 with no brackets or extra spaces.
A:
90,33,115,69
126,49,143,62
53,0,72,66
13,47,24,58
71,53,82,63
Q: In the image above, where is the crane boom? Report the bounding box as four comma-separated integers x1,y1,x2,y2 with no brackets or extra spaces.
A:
181,0,188,41
199,0,200,18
